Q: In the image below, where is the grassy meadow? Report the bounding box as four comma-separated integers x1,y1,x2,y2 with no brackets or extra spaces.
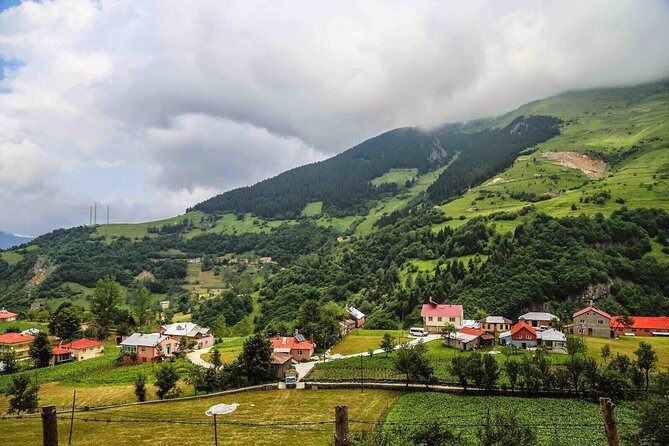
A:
330,329,410,356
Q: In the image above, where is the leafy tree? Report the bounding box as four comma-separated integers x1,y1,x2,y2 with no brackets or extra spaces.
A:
505,360,520,392
565,335,587,357
211,347,222,368
29,331,53,368
134,373,147,402
294,300,346,350
0,350,19,374
440,323,456,348
154,363,180,400
635,341,658,392
178,336,188,356
238,334,272,385
380,333,395,356
632,396,669,446
480,411,536,446
5,376,39,414
48,302,82,341
394,342,433,386
565,355,586,393
91,277,124,334
601,344,611,363
481,353,500,392
474,308,488,321
450,355,475,391
131,286,154,328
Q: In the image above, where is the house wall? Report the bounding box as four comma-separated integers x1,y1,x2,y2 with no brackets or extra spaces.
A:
69,345,104,361
423,316,462,334
0,342,31,359
195,335,214,349
612,327,669,337
574,311,611,338
506,328,537,348
290,346,313,362
0,316,17,322
272,362,291,379
481,323,511,337
520,319,551,328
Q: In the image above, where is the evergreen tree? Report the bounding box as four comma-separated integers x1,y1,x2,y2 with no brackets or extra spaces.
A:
0,350,19,374
238,334,272,385
380,333,395,356
134,373,147,402
29,332,52,368
154,363,179,400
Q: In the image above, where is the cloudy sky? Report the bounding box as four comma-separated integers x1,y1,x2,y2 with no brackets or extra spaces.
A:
1,0,668,235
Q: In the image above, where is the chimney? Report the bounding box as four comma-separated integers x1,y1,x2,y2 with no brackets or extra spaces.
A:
294,328,299,337
428,296,435,305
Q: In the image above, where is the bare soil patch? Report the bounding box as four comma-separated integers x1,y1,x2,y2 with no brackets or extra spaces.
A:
542,151,607,179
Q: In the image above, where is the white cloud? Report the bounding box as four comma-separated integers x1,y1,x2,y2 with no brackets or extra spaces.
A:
0,0,668,234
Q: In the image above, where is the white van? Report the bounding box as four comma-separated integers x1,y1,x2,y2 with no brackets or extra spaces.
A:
409,327,428,337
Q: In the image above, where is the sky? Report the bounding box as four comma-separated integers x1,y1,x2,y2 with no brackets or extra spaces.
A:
1,0,669,236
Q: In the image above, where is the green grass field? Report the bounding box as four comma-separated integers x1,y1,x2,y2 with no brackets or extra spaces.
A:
0,250,23,265
301,201,323,217
0,389,398,446
330,329,410,356
370,168,418,186
0,321,48,333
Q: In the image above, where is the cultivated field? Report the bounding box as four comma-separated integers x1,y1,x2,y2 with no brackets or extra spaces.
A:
330,329,410,356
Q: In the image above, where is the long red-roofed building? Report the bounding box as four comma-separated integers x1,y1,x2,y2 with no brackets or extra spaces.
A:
270,332,314,362
421,302,464,334
61,338,105,361
610,316,669,337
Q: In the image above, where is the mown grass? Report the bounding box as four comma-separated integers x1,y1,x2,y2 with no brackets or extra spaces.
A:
201,337,247,364
0,321,48,332
370,168,418,186
301,201,323,217
330,329,410,356
0,389,398,446
583,335,669,368
0,250,23,265
383,392,636,446
95,211,206,240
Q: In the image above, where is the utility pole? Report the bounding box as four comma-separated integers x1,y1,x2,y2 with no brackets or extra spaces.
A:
89,206,92,226
600,397,620,446
360,353,364,393
68,390,76,445
107,205,109,225
94,202,97,225
334,406,349,446
42,405,58,446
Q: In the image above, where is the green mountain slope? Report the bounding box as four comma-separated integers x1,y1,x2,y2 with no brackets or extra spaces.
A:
1,80,668,321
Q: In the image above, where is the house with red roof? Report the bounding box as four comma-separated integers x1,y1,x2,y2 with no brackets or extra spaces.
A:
445,327,494,351
610,316,669,337
50,346,74,366
0,332,34,360
571,306,612,338
421,300,464,334
500,322,537,349
0,309,17,322
270,331,314,362
61,338,104,361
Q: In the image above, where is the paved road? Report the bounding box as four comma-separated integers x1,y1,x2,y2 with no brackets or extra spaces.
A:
187,346,213,368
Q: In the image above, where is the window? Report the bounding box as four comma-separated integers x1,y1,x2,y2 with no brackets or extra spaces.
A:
437,317,442,322
516,335,522,340
526,335,531,339
449,317,455,322
141,347,145,352
597,320,603,325
297,350,303,355
580,319,585,324
428,317,433,322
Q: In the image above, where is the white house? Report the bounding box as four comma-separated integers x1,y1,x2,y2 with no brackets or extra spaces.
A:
158,322,214,349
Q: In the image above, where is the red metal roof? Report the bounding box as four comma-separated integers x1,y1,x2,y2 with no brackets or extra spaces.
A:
61,338,104,350
52,347,71,355
421,303,463,318
573,306,611,320
270,336,314,350
510,321,536,337
459,327,486,337
0,333,34,344
0,310,17,319
610,316,669,330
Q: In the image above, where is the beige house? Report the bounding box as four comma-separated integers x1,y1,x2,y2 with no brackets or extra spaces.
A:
571,306,612,338
61,338,104,361
421,302,464,334
479,316,512,337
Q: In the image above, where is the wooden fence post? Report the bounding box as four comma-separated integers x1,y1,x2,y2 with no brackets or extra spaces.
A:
599,397,620,446
334,405,349,446
68,390,76,445
42,405,58,446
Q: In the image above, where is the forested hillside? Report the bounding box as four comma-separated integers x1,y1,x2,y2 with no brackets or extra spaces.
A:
0,80,668,335
191,116,561,218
